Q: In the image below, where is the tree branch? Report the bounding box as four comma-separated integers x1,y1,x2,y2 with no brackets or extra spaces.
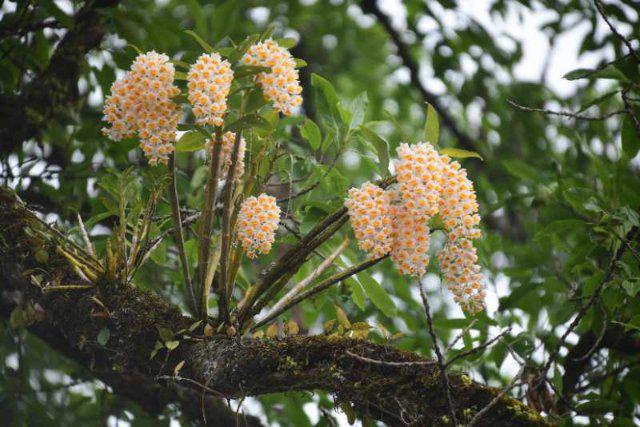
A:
0,186,547,426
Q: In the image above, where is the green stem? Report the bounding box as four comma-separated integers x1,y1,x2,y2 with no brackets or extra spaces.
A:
168,153,197,313
198,127,223,322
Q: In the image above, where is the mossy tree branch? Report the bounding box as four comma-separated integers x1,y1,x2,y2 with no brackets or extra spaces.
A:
0,187,548,426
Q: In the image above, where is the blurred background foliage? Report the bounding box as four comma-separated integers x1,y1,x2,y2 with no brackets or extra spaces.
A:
1,0,639,425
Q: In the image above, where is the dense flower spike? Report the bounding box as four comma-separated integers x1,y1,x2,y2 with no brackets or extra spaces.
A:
205,131,246,182
438,158,482,240
187,53,233,127
437,238,485,314
344,142,486,313
241,39,303,115
237,194,281,259
102,51,181,166
388,189,432,276
344,182,393,259
394,142,445,220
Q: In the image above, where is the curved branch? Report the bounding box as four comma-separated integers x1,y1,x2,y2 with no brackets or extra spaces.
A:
0,187,547,426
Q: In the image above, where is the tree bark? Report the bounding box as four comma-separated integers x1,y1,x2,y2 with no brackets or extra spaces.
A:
0,187,548,426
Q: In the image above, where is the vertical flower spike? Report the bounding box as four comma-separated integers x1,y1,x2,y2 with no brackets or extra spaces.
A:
187,53,233,127
102,51,181,166
438,157,482,240
344,182,393,259
205,131,246,182
237,194,281,259
394,142,445,220
437,239,485,315
241,39,303,116
388,188,431,276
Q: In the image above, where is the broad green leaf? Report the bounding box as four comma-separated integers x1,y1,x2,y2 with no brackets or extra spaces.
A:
424,103,440,145
440,148,483,161
311,73,342,121
358,272,396,317
343,91,368,129
165,340,180,350
224,114,270,132
345,278,366,311
360,125,390,177
621,117,640,158
563,64,629,82
301,119,322,150
175,131,206,152
502,159,539,181
234,65,270,78
294,58,307,68
276,37,298,48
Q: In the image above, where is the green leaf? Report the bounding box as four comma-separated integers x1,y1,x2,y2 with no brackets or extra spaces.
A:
301,119,322,150
311,73,342,121
334,305,351,329
622,279,640,297
502,159,539,181
157,326,174,342
344,91,368,129
424,103,440,145
184,30,214,53
621,117,640,158
358,272,396,317
294,58,307,68
97,327,110,346
276,37,298,48
176,131,206,152
563,65,629,82
345,278,366,311
211,0,238,42
174,71,187,81
360,126,390,177
439,148,483,161
534,219,585,241
165,340,180,351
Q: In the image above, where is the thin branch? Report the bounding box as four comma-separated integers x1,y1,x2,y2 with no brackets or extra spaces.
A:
360,0,478,153
468,364,525,426
594,0,640,63
543,225,638,373
345,350,437,368
445,319,478,352
420,284,458,427
507,99,626,121
168,154,196,313
76,213,95,257
445,327,512,367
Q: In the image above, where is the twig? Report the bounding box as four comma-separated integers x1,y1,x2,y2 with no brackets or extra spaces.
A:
345,350,437,368
594,0,640,63
251,255,387,331
43,284,94,292
445,327,512,367
420,284,458,427
468,364,525,426
622,90,640,138
445,319,479,352
507,99,626,121
156,375,224,397
543,225,638,372
168,153,197,313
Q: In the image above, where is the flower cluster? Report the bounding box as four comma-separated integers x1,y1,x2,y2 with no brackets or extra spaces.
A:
344,182,393,259
389,189,432,276
102,51,181,166
205,131,246,182
345,142,486,313
187,53,233,127
237,194,281,259
242,39,303,116
394,143,445,220
438,239,485,315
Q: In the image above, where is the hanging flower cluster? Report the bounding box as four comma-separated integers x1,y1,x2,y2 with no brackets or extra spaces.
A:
205,131,246,182
345,142,486,313
102,51,181,166
344,182,393,259
237,194,281,259
187,53,233,127
242,39,303,116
